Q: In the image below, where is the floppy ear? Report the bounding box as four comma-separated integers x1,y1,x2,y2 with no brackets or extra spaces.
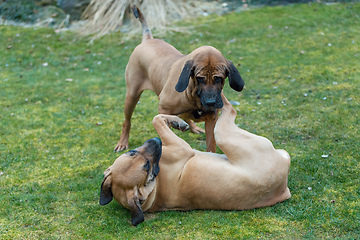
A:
227,61,244,92
127,187,144,226
175,60,194,92
99,174,113,205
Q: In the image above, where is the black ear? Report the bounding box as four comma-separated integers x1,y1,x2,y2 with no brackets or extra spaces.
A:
227,61,244,92
99,175,113,205
175,60,194,92
129,193,144,226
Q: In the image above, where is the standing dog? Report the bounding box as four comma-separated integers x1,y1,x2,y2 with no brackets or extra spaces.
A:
114,7,244,153
101,95,291,226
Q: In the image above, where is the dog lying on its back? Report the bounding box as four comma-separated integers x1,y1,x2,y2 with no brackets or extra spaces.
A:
114,6,244,153
101,95,291,226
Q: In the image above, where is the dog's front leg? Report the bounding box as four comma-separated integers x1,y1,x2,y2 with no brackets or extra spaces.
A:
152,115,189,146
205,117,217,153
184,119,205,134
114,91,142,152
152,114,194,162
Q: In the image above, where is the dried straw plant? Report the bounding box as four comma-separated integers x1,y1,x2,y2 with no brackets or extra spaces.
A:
80,0,195,41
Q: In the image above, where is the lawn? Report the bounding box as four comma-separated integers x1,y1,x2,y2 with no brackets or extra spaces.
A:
1,2,359,239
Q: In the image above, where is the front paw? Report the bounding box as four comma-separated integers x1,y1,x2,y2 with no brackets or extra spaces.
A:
114,140,129,152
189,124,205,134
171,121,189,132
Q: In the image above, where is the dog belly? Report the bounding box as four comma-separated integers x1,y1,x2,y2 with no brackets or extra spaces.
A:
175,152,289,210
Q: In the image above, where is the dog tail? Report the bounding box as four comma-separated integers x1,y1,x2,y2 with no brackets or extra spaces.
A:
132,6,153,42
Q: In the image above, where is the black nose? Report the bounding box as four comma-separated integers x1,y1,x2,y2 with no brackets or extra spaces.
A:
205,99,216,106
202,97,223,110
144,137,162,145
151,137,162,146
144,138,162,162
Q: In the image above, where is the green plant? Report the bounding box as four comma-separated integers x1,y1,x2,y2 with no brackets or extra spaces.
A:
0,0,38,22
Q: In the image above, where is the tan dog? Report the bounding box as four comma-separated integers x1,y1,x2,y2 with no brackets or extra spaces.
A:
114,7,244,153
101,95,291,226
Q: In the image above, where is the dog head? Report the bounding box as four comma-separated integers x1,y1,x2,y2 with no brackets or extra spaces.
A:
99,138,162,226
175,46,244,111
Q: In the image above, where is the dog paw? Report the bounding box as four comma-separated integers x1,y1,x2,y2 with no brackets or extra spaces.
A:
171,121,189,132
114,143,128,152
190,125,205,134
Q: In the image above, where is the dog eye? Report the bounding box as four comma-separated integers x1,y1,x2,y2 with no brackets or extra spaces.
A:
143,160,150,173
214,77,223,83
196,77,205,84
128,150,137,156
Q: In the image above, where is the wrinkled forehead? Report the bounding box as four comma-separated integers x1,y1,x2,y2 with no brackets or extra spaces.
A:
195,63,227,75
193,52,227,76
110,153,148,188
112,152,146,173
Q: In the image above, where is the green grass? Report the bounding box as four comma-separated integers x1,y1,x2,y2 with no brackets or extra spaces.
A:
1,2,359,239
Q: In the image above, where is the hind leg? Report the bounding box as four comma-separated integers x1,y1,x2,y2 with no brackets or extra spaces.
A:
213,94,246,161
